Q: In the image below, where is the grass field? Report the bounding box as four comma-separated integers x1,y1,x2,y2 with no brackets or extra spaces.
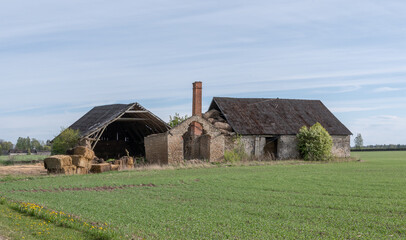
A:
0,155,47,165
1,151,405,239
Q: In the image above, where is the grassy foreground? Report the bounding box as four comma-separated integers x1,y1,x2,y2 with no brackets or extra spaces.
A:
1,151,406,239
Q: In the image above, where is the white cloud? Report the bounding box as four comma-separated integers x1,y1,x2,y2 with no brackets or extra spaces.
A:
373,87,401,92
349,115,406,145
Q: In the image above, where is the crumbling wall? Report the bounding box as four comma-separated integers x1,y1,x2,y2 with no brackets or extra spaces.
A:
199,134,211,160
167,115,224,163
277,135,300,160
209,134,225,162
331,135,351,157
277,135,350,159
144,132,168,164
225,136,267,157
240,136,255,156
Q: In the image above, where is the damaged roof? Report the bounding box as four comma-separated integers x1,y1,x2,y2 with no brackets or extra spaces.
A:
68,103,169,138
209,97,352,136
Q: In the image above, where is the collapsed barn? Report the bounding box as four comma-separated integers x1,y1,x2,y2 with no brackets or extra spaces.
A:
145,82,352,164
66,103,169,160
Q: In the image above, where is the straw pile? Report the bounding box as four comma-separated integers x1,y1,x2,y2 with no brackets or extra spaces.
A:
203,109,234,135
44,146,136,175
44,147,95,175
112,156,134,170
90,163,111,173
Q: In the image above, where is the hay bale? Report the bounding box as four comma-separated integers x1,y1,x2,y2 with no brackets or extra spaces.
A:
114,160,125,170
76,167,89,175
214,122,232,131
119,156,134,169
90,163,111,173
111,164,120,171
114,160,123,166
44,155,72,169
203,109,220,119
71,155,89,168
61,166,76,175
207,118,215,123
74,146,95,160
219,129,231,135
127,157,134,167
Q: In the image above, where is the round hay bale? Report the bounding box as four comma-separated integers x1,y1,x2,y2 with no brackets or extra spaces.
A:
214,122,233,131
203,109,220,119
219,129,231,135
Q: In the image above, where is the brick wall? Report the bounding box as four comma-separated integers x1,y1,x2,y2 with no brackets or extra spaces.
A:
144,132,168,164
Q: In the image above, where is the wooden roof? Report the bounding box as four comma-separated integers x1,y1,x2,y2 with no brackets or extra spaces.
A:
209,97,352,136
68,103,169,139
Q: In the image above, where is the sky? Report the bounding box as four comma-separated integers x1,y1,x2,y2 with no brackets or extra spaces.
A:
1,0,406,146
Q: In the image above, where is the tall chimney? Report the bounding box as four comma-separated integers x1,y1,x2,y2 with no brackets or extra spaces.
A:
192,81,202,116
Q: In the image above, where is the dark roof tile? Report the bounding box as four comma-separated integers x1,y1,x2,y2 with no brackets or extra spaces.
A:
209,97,352,136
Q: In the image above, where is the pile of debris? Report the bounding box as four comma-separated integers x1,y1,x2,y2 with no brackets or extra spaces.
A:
203,109,235,135
44,146,134,175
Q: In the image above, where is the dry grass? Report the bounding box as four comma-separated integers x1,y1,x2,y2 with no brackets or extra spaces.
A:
130,157,359,172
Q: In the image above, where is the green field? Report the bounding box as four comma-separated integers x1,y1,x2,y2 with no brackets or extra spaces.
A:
1,151,405,239
0,155,47,165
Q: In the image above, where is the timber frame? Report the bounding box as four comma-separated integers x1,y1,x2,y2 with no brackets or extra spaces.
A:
60,103,170,159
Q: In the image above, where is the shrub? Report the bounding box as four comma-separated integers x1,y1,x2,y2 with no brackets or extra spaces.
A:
297,122,332,161
168,113,188,128
224,135,247,163
51,128,80,155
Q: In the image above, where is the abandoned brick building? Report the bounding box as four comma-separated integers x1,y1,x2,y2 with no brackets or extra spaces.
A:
145,82,352,164
63,103,169,160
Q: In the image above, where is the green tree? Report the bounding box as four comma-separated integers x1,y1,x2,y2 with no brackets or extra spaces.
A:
0,140,13,152
297,122,333,161
168,113,188,128
30,138,43,151
51,128,80,155
15,137,31,151
354,133,363,149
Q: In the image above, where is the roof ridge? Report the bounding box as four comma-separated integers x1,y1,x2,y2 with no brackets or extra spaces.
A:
213,96,320,101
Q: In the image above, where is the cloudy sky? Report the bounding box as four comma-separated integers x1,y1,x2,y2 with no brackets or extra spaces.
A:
1,0,406,146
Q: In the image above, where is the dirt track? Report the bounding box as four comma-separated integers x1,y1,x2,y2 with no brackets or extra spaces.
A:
0,163,47,176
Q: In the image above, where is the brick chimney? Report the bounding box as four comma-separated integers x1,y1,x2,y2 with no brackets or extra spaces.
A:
191,81,203,136
192,81,202,117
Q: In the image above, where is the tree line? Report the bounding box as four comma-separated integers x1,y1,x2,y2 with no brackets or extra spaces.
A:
0,137,51,155
352,133,406,150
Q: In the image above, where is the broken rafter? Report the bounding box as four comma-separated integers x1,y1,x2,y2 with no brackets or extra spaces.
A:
91,126,107,150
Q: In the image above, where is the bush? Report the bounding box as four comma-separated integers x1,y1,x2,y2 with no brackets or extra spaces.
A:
224,135,247,163
297,122,332,161
168,113,188,128
51,128,80,155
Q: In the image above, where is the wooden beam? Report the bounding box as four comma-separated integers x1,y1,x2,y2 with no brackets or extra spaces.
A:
91,126,107,150
116,118,147,121
84,137,97,141
125,110,149,113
